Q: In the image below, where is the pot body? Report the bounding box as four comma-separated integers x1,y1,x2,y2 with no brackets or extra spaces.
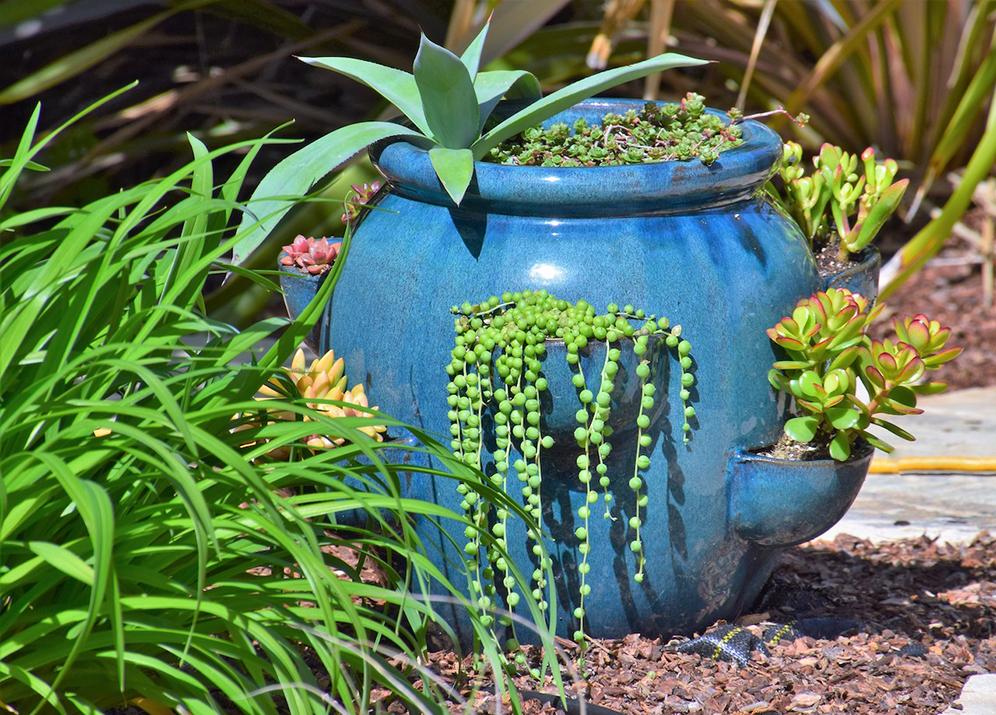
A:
316,100,869,640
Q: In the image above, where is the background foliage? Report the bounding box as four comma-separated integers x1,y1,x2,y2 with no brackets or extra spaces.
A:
3,0,991,310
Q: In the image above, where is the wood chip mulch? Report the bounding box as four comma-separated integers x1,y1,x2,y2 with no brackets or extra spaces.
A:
431,532,995,714
873,209,996,391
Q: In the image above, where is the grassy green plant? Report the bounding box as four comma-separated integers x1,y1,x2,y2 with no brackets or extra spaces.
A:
446,291,695,654
767,288,960,461
766,141,909,261
0,94,558,713
486,92,742,167
234,20,706,263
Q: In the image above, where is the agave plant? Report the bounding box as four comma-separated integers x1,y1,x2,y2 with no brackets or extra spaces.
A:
233,21,705,263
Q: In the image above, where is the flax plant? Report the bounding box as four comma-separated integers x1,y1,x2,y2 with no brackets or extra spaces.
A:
0,91,556,713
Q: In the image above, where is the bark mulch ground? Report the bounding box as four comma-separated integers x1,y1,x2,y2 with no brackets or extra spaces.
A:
432,532,995,714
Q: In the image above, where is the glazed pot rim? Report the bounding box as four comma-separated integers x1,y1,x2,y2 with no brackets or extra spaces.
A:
278,263,330,279
739,442,875,467
370,98,783,217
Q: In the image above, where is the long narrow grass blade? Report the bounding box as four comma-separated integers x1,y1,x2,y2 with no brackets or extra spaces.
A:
0,12,171,104
783,0,902,116
881,112,996,300
906,29,996,220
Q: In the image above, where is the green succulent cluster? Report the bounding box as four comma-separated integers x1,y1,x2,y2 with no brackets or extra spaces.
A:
486,93,743,167
768,142,909,260
767,288,960,461
446,290,695,653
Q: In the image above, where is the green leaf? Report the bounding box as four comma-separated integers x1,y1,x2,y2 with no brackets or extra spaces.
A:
471,52,708,158
771,359,811,370
413,34,481,148
784,415,820,443
28,542,94,585
882,116,996,300
0,83,137,210
825,405,860,430
912,32,996,217
460,22,490,77
850,179,908,252
891,384,917,404
473,70,543,129
797,370,824,399
872,417,916,441
233,122,423,265
912,381,949,395
827,345,860,371
297,56,432,136
0,159,48,172
829,431,852,461
428,147,475,206
863,432,895,453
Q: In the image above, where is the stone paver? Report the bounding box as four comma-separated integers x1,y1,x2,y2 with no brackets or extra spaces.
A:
867,386,996,462
941,674,996,715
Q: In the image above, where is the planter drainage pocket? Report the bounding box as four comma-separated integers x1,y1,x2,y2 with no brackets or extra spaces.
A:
727,448,872,547
821,247,881,303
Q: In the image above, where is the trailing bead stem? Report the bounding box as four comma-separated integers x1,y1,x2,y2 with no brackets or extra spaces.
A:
447,290,697,654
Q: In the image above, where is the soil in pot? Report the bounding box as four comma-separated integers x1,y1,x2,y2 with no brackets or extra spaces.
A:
484,93,743,168
758,433,873,462
813,236,853,276
762,432,834,461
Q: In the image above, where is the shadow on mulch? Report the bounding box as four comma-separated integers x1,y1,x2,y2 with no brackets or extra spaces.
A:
437,532,995,714
763,533,995,643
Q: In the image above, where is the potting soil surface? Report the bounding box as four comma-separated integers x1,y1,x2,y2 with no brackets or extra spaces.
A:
429,532,995,714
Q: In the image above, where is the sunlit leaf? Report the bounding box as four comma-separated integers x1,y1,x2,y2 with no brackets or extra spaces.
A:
233,121,424,264
428,146,475,205
413,34,480,148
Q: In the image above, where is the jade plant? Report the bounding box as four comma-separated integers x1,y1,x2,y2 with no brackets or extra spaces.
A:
486,93,742,167
446,290,695,651
234,22,705,263
767,288,960,461
767,142,909,261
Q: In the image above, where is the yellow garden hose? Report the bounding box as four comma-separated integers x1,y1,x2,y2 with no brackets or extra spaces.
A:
870,456,996,474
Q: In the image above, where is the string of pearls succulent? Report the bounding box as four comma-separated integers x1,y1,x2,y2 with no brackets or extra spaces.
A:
446,290,696,652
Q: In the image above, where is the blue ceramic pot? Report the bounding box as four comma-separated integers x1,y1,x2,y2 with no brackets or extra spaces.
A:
279,265,324,351
289,99,876,641
822,247,881,302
